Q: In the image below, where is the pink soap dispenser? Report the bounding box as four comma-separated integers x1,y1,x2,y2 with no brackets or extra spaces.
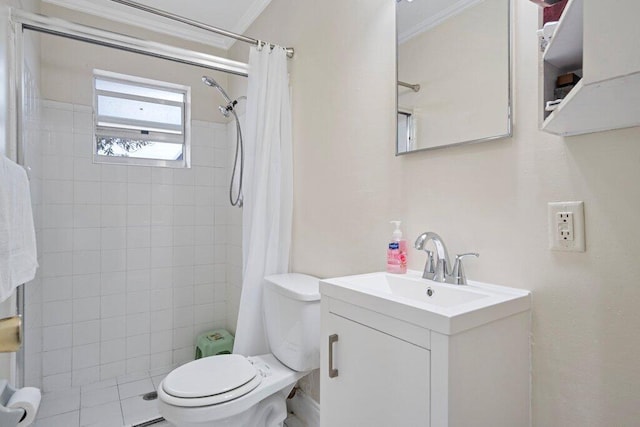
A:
386,221,407,274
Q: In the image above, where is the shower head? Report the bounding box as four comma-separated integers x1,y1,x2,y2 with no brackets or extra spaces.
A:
202,75,232,104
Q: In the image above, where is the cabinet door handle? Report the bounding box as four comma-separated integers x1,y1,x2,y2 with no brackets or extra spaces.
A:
328,334,339,378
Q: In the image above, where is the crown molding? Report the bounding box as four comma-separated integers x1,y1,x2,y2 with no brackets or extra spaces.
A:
398,0,483,44
225,0,272,49
42,0,271,50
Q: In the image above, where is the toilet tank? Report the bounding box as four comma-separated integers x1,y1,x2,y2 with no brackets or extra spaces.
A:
263,273,320,372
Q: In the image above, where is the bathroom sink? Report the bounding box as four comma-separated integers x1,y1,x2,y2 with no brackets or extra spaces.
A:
320,270,530,335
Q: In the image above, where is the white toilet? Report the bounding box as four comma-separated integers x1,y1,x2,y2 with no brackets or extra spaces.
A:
157,273,320,427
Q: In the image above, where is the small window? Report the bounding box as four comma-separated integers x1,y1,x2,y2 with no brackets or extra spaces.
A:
93,70,191,168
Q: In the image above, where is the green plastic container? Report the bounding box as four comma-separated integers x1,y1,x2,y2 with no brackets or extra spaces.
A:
195,329,234,359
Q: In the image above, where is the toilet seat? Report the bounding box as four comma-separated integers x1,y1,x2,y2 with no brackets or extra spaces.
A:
160,354,263,407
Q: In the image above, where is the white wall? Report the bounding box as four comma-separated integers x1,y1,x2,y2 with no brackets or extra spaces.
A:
230,0,640,425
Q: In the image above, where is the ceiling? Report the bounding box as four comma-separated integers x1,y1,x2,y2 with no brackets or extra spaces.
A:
41,0,273,50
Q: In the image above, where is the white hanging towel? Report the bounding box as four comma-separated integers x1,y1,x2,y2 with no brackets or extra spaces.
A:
0,155,38,303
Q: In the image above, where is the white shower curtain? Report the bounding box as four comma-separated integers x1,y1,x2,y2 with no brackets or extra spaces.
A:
233,45,293,356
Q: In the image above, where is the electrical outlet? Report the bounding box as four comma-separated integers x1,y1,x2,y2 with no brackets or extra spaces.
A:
548,201,585,252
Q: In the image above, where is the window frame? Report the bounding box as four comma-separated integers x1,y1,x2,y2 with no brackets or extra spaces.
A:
93,69,191,168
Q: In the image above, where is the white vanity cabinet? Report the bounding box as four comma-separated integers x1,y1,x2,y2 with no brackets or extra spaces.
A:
540,0,640,135
320,272,531,427
321,301,431,426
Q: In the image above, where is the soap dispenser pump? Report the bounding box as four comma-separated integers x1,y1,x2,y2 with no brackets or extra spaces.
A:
387,221,407,274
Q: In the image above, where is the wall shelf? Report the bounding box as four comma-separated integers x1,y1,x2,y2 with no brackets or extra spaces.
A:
539,0,640,136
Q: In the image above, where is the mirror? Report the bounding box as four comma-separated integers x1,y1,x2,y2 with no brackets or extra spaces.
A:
396,0,511,154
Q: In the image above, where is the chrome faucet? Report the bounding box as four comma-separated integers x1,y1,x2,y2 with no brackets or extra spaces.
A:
414,232,479,285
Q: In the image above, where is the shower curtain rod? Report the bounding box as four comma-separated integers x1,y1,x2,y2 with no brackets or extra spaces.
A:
109,0,295,58
398,80,420,92
12,9,250,77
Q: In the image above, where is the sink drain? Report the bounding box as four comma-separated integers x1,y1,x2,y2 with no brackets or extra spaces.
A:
142,391,158,401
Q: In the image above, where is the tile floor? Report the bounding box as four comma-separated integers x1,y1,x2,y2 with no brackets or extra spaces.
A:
34,368,303,427
33,370,173,427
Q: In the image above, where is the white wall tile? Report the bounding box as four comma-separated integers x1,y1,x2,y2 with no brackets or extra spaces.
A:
149,309,172,332
42,204,74,229
172,326,193,349
126,334,150,358
73,228,101,251
127,166,151,184
172,206,194,226
72,343,100,370
172,347,192,365
100,361,126,380
149,289,172,311
42,277,73,302
101,317,125,342
172,266,194,287
73,274,101,298
194,186,214,206
194,304,215,325
127,205,151,227
151,168,173,184
150,247,173,268
73,157,101,182
126,269,150,292
72,366,100,387
74,181,100,204
100,293,126,319
43,180,73,205
126,227,151,249
43,300,73,326
43,156,74,181
101,182,127,205
100,227,126,250
150,352,172,370
173,226,194,247
43,324,72,351
151,205,173,226
173,286,194,308
100,250,127,273
172,246,194,267
126,356,150,374
151,185,173,205
100,272,126,295
100,339,126,364
126,313,150,337
126,291,149,314
101,164,128,183
194,285,215,305
73,132,93,159
43,348,72,376
127,183,151,205
173,186,195,206
73,297,100,322
41,252,73,278
172,308,193,329
72,250,101,275
150,268,173,289
72,205,101,228
100,205,127,227
37,103,227,389
126,248,150,271
42,372,72,392
150,331,172,353
73,320,100,346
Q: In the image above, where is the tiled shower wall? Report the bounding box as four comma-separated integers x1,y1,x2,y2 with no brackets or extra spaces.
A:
25,100,229,391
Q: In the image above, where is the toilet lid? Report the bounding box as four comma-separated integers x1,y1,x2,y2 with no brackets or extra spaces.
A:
162,354,259,399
